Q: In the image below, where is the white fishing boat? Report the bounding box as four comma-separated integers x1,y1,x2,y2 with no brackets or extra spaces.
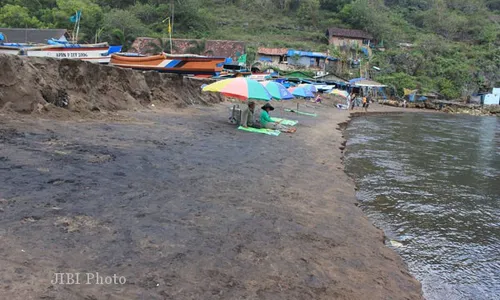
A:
0,41,122,64
0,44,22,55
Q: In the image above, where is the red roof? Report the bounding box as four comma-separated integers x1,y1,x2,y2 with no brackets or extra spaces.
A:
326,28,373,40
257,47,288,56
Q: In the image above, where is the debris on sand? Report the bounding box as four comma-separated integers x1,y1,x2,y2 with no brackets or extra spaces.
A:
54,216,109,233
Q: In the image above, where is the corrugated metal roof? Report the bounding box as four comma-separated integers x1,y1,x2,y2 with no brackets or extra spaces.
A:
0,28,68,43
287,49,328,58
257,47,288,56
326,27,373,39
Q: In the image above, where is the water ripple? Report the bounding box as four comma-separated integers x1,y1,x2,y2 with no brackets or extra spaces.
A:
345,113,500,300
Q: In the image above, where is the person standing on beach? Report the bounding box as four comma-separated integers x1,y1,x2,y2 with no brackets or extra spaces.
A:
365,95,371,112
350,93,356,110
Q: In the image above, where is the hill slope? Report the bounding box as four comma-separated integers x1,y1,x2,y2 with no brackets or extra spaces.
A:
0,0,499,98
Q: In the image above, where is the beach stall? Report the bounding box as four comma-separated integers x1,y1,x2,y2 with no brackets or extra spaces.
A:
352,79,386,100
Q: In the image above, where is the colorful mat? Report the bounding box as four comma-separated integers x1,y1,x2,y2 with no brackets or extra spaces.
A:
238,126,281,136
273,118,299,126
284,109,317,117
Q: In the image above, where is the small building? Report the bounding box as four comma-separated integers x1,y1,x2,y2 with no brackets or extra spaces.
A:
287,49,335,69
256,47,288,64
0,28,69,43
483,88,500,105
325,27,373,48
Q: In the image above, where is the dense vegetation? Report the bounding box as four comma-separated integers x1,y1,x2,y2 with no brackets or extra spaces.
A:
0,0,499,98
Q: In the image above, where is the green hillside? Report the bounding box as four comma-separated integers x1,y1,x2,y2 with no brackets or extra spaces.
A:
0,0,499,99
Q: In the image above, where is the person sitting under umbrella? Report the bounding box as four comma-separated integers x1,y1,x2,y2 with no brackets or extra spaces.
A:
260,103,296,132
240,101,258,128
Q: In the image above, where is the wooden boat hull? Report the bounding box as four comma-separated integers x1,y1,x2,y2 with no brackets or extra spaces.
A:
110,54,226,75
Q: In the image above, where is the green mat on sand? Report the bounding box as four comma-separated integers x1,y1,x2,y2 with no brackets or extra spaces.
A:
273,118,299,126
238,126,280,136
284,109,317,117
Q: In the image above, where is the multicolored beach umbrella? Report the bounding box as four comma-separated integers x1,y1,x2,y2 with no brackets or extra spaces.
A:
298,83,318,93
261,81,295,100
330,89,349,98
202,78,272,101
288,87,314,98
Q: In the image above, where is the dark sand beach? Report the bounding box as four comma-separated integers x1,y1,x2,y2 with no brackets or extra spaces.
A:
0,101,424,300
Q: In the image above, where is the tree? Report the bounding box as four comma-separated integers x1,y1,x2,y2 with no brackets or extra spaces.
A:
53,0,104,42
146,38,171,54
101,9,149,50
0,4,42,28
297,0,320,26
320,0,351,11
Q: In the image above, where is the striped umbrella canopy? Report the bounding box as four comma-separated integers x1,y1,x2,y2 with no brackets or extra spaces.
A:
330,89,349,98
288,87,314,98
298,83,318,93
261,81,295,100
202,78,272,101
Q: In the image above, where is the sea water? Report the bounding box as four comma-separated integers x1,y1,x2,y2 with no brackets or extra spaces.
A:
344,113,500,299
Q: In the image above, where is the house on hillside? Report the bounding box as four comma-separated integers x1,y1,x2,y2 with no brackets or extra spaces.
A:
325,27,374,57
130,37,246,61
0,28,69,43
326,27,373,47
287,49,336,69
256,47,288,64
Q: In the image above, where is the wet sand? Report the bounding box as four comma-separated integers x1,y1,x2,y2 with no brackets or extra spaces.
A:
0,102,423,299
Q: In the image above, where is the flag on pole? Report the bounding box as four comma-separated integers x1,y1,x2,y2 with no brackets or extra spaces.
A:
70,11,82,23
404,88,417,96
168,19,172,34
237,54,247,64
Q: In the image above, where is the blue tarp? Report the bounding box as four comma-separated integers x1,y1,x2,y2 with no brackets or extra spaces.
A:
288,49,326,58
259,57,272,62
0,43,26,47
287,49,336,61
106,45,122,55
0,32,4,41
224,57,233,64
47,38,71,45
